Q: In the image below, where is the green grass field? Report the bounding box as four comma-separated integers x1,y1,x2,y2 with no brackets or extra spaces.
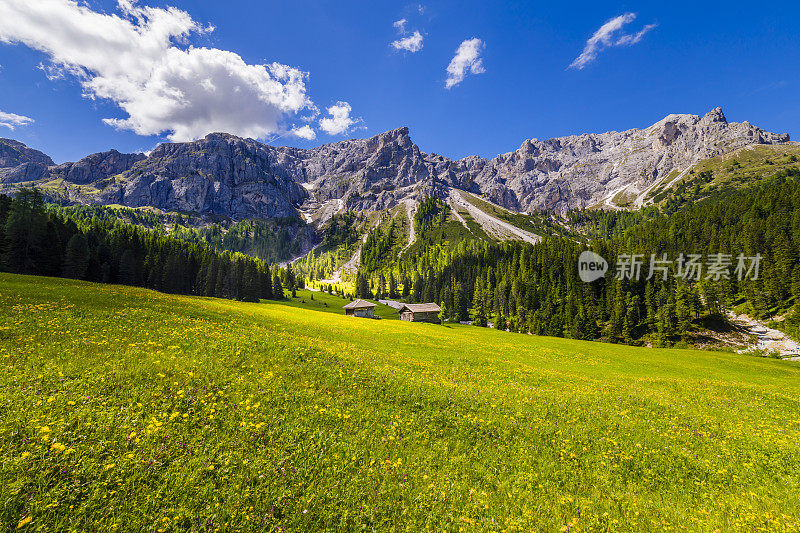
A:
2,273,800,532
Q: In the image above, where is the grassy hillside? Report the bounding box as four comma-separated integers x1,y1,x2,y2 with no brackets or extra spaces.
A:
2,274,800,531
648,144,800,210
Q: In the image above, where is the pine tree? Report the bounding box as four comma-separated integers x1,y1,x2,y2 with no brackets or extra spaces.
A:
355,271,371,299
454,281,469,322
610,284,626,339
259,264,273,300
205,258,220,297
675,282,693,340
412,273,423,302
160,254,183,293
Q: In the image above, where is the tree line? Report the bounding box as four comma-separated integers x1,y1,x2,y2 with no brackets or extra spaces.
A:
53,203,315,264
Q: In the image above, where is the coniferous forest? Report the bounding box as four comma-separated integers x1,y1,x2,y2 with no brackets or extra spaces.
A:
0,189,293,303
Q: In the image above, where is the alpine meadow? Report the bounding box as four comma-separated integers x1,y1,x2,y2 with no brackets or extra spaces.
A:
2,0,800,531
2,274,800,532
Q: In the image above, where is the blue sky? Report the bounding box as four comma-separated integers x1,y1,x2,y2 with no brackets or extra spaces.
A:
0,0,798,164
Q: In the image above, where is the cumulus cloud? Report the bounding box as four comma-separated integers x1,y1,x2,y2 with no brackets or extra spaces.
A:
0,0,330,141
445,38,485,89
393,19,407,33
569,13,657,70
0,108,34,130
391,31,423,53
319,102,361,136
290,125,316,140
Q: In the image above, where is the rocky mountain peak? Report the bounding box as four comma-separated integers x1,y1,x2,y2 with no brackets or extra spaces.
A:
702,107,727,124
0,138,55,168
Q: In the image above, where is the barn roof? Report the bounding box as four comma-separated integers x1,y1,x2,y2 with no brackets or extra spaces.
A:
343,299,377,309
399,303,441,313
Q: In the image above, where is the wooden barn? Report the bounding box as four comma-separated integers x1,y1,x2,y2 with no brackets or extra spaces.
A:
343,299,376,318
397,303,441,324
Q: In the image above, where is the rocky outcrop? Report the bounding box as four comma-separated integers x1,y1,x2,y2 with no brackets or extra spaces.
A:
0,138,54,168
0,161,51,184
50,150,146,185
96,133,308,219
0,138,55,184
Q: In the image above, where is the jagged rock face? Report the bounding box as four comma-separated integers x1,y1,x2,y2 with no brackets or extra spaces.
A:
0,138,55,184
0,138,54,168
96,133,308,219
299,127,432,208
294,107,789,214
0,162,51,184
50,150,146,185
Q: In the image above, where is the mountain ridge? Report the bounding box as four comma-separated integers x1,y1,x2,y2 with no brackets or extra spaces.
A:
0,108,790,219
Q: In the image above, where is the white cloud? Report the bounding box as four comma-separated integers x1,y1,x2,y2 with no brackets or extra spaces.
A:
290,125,316,140
391,31,423,53
445,38,485,89
0,0,323,141
319,101,361,136
569,13,657,70
391,17,423,53
0,108,34,130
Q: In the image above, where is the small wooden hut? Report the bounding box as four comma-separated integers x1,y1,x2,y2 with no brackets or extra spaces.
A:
343,299,376,318
397,303,441,324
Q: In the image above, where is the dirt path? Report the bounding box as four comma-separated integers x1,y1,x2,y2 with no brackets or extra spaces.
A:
450,189,540,244
728,312,800,359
